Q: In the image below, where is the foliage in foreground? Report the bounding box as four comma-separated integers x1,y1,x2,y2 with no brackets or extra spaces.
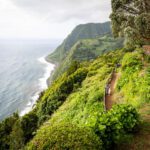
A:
0,67,88,149
27,104,139,150
0,48,148,149
26,123,102,150
96,104,140,148
36,67,88,124
0,113,19,149
116,49,150,106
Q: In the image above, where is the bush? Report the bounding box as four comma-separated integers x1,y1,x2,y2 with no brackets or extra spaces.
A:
37,68,88,121
122,52,142,70
21,111,38,143
0,113,19,149
95,104,140,148
9,120,24,150
67,61,80,75
26,123,102,150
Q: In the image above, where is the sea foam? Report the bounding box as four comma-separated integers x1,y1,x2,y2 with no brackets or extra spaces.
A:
20,56,55,116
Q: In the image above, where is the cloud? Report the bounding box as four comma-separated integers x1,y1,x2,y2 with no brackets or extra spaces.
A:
0,0,111,39
12,0,111,22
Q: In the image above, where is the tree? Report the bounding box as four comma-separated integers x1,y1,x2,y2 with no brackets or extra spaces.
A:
110,0,150,47
21,111,38,143
67,61,80,75
9,120,24,150
0,113,19,149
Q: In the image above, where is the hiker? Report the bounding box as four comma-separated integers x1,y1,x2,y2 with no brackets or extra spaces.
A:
105,84,111,95
105,84,109,95
108,84,111,95
116,63,121,68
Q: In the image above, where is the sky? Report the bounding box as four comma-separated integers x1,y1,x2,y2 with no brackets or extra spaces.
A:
0,0,111,39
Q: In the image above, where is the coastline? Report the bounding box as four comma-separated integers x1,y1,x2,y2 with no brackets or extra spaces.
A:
38,56,55,88
20,55,56,116
45,56,59,86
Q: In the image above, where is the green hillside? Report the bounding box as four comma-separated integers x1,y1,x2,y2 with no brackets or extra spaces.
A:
0,46,149,149
26,48,149,150
51,34,124,80
46,22,111,63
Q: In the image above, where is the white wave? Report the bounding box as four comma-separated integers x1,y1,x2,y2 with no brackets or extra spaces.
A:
20,56,55,117
20,92,39,116
38,57,55,90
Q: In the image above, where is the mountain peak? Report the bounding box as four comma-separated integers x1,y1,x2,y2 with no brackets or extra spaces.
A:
47,22,111,63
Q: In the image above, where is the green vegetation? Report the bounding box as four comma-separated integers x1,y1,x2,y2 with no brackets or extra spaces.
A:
0,113,19,149
26,49,144,150
110,0,150,47
0,111,39,149
0,46,149,149
27,104,139,150
96,104,139,148
26,123,102,150
116,49,150,107
46,22,124,81
51,34,124,80
36,67,88,123
0,1,149,148
46,22,111,63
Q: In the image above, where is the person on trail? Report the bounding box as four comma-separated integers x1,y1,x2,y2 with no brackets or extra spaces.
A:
105,84,111,95
116,63,121,68
105,85,108,95
108,84,111,95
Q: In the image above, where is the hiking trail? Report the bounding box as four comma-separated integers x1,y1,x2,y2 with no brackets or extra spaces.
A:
105,72,120,111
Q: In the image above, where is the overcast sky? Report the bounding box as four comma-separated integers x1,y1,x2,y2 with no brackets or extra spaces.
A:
0,0,111,39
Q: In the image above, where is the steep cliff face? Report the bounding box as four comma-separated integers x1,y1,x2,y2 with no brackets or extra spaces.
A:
46,22,112,63
46,22,124,80
51,35,124,79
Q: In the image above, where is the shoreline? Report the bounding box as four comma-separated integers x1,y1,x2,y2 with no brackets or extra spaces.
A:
45,57,59,86
38,56,55,88
20,55,55,116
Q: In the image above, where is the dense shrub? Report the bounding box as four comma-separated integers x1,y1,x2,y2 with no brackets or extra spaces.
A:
121,52,142,70
1,49,146,150
0,113,19,149
37,68,88,120
9,120,24,150
67,61,80,75
21,111,38,143
26,123,102,150
95,104,140,148
116,50,149,106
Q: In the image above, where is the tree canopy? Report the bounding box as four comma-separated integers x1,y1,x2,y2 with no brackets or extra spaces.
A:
110,0,150,47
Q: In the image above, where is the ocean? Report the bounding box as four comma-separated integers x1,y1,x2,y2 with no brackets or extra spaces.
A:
0,39,59,120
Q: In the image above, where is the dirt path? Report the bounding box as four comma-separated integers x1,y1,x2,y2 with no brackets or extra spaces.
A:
143,45,150,55
105,72,119,110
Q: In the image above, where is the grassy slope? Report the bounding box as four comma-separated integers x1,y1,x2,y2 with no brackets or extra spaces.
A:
114,49,150,149
26,50,123,149
25,48,149,149
113,50,149,106
51,35,124,80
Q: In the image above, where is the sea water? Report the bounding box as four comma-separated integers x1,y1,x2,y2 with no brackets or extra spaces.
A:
0,39,59,120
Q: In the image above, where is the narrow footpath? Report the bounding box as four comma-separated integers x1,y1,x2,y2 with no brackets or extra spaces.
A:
105,72,119,111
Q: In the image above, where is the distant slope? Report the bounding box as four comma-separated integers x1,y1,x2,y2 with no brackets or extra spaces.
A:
46,22,111,62
52,34,124,79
